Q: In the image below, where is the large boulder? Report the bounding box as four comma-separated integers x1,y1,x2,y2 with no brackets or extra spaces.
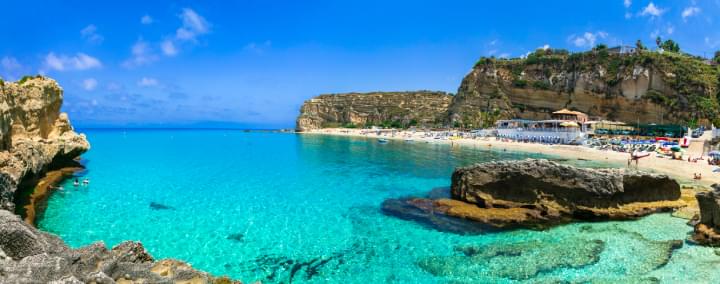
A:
691,184,720,246
383,159,686,232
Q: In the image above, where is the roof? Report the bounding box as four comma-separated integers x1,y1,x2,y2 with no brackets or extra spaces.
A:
552,108,587,116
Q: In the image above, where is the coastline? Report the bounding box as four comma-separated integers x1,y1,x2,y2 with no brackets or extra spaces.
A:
301,128,720,188
21,166,83,226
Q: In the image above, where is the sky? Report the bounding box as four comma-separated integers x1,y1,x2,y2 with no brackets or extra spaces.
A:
1,0,719,128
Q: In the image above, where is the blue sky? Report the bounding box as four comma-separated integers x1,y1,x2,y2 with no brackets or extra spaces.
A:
1,1,719,128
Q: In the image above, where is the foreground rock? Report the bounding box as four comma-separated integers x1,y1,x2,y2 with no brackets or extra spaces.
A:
383,159,686,232
0,76,89,214
0,209,239,283
691,184,720,246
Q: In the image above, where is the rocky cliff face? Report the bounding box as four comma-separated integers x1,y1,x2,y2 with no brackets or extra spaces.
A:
691,184,720,245
297,50,720,130
0,76,89,212
450,50,720,127
296,91,452,131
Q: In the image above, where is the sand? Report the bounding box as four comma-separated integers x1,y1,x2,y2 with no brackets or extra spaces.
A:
302,128,719,188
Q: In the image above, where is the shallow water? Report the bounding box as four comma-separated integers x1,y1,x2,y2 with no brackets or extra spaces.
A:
38,130,720,283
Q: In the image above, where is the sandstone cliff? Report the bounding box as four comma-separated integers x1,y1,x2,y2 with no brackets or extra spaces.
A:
297,49,720,130
296,91,452,131
0,76,89,212
451,49,719,127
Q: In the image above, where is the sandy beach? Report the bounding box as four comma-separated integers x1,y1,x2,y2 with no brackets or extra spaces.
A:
303,128,720,188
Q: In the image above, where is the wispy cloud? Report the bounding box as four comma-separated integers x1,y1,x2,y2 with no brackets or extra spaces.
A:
175,8,210,42
81,24,103,44
639,2,665,18
43,52,102,72
82,78,98,91
568,32,608,48
122,39,158,68
244,41,272,54
682,6,701,21
141,14,153,25
161,40,178,56
624,0,631,8
1,56,24,80
137,77,159,87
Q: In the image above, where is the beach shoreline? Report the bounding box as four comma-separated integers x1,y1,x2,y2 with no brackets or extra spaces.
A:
301,128,719,188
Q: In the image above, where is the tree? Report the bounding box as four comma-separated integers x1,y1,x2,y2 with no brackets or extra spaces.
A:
713,51,720,64
660,39,680,52
655,36,662,48
636,39,646,50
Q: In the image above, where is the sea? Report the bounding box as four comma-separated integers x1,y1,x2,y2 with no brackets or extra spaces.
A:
37,129,720,283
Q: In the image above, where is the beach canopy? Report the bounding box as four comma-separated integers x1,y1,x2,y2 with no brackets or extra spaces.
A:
560,121,579,127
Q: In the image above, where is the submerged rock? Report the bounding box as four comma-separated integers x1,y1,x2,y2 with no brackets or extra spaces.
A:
149,202,175,210
0,209,239,283
384,159,687,232
418,238,605,280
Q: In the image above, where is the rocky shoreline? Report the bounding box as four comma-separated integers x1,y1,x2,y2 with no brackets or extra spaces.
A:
0,77,241,283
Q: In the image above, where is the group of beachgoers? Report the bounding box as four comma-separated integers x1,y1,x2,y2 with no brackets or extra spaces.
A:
53,177,90,191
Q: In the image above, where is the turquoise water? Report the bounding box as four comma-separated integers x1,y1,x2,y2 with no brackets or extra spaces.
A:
38,130,720,283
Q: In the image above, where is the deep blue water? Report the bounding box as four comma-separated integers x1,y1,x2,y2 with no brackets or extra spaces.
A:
38,130,720,283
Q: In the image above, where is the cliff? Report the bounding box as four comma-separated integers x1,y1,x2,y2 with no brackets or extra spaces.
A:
0,76,89,213
0,76,240,283
451,49,719,127
297,49,720,130
296,91,452,131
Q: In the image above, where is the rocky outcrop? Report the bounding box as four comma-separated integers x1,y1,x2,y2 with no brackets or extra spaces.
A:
691,184,720,246
0,209,239,283
296,91,452,131
0,76,89,213
297,50,720,130
383,159,686,232
449,50,720,127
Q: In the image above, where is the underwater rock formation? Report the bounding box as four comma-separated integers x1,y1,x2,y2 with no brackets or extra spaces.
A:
384,159,686,231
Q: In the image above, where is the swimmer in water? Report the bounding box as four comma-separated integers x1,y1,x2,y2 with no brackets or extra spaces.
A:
73,178,79,187
82,178,90,185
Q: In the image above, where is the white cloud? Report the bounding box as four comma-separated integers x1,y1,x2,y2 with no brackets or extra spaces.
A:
541,44,550,50
161,40,178,56
625,12,633,19
141,14,153,25
489,39,498,46
137,77,159,87
81,24,103,44
82,78,98,91
122,39,158,68
1,56,21,72
498,53,510,59
175,8,210,41
666,25,674,35
682,6,701,21
624,0,631,8
639,2,665,18
569,32,608,48
43,52,102,72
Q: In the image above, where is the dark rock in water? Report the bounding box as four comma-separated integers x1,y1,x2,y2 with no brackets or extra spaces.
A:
149,202,174,210
417,238,605,280
0,209,239,283
383,159,687,233
227,233,244,242
691,184,720,246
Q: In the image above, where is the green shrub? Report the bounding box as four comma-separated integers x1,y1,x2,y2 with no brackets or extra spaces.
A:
18,75,33,85
531,80,551,90
512,79,528,88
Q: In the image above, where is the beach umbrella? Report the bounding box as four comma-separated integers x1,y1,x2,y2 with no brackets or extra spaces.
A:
709,150,720,156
